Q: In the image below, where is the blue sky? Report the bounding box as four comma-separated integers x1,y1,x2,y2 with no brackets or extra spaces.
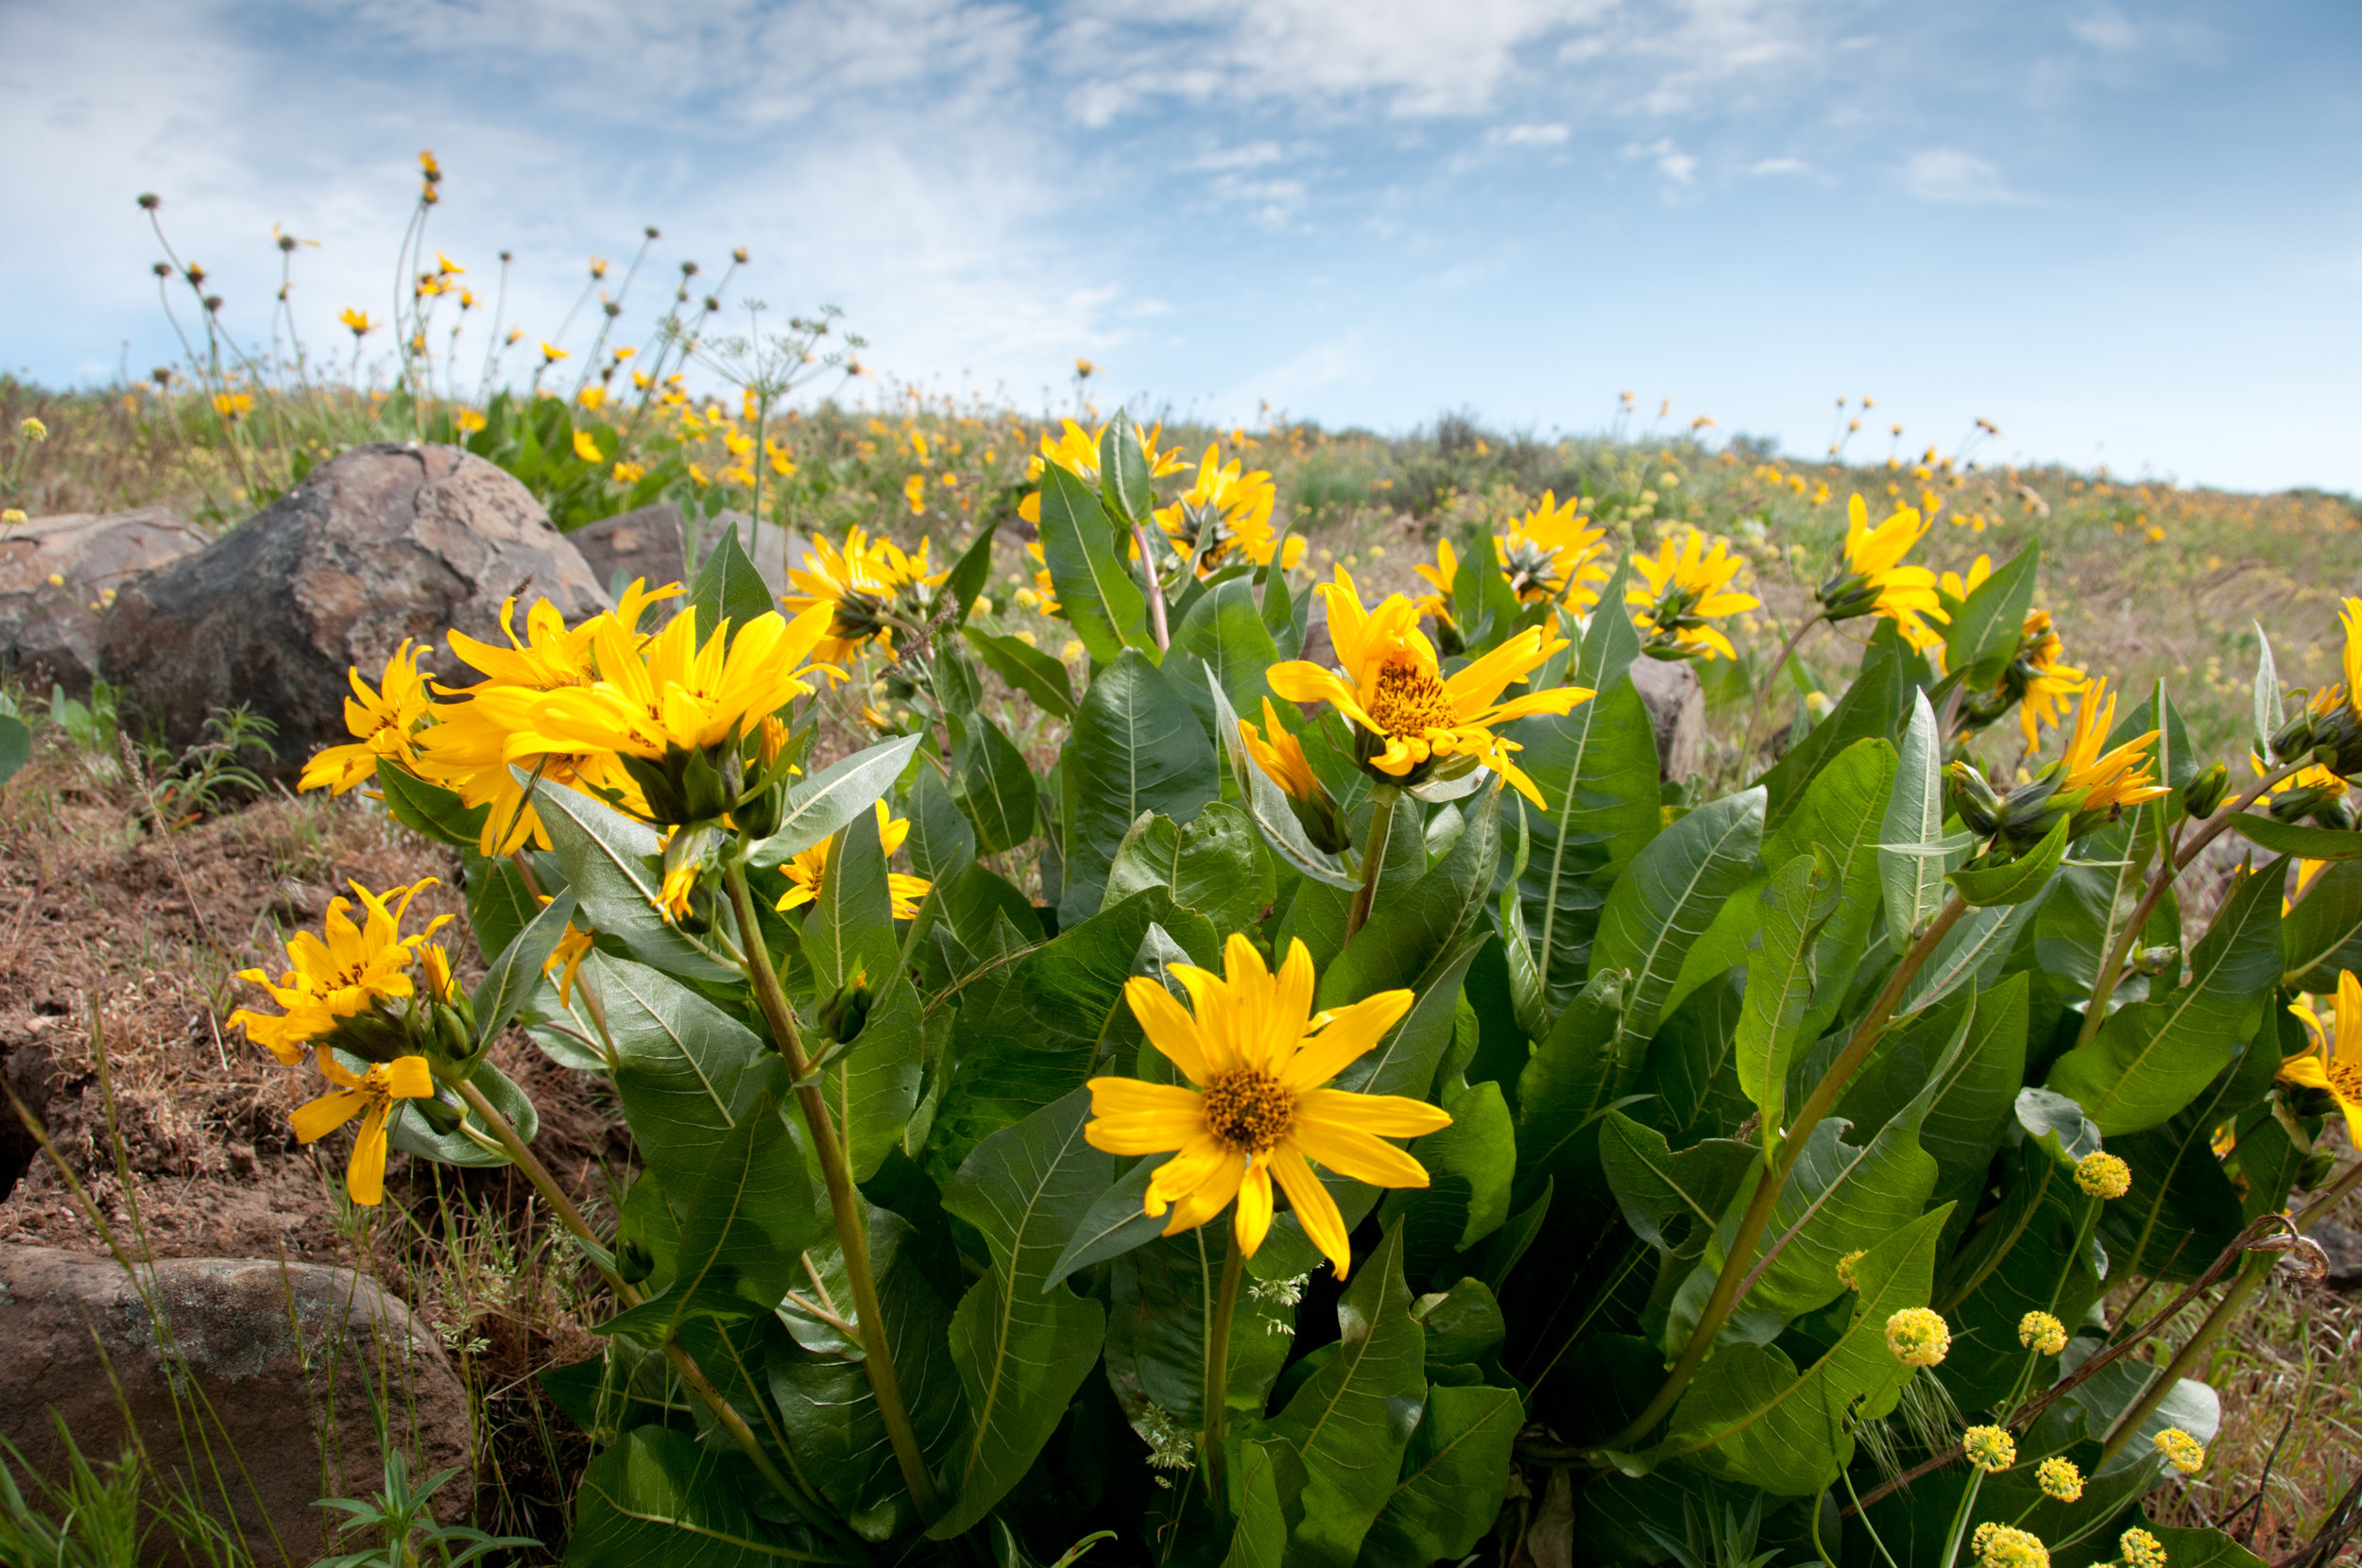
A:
4,0,2357,490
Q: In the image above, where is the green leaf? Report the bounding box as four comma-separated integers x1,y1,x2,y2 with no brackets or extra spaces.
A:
933,1088,1111,1538
1597,1114,1755,1259
2036,814,2172,1010
2226,811,2362,860
1173,578,1283,720
385,1057,539,1168
462,849,543,972
1043,1154,1168,1289
1378,1080,1515,1277
1221,1440,1290,1568
566,1425,808,1567
2285,856,2362,987
1106,1226,1296,1434
825,974,926,1184
1646,1207,1949,1494
378,764,490,851
2253,621,2283,761
1949,814,2072,906
1935,1144,2105,1407
2046,857,2285,1134
1941,540,2039,688
1355,1384,1522,1568
2061,1321,2220,1476
1039,463,1152,663
1836,977,2028,1239
1100,418,1156,524
0,715,30,787
1899,895,2047,1015
1589,787,1764,1043
798,815,897,995
470,888,578,1048
1207,670,1357,892
1333,933,1489,1101
1264,1222,1428,1568
1319,785,1502,1008
1513,968,1636,1194
965,627,1076,719
906,761,977,883
942,518,1001,626
1735,852,1834,1154
1059,650,1219,926
684,521,773,649
1103,802,1276,937
527,773,736,984
747,734,925,867
592,954,789,1196
1880,693,1956,950
948,711,1039,857
1755,619,1917,826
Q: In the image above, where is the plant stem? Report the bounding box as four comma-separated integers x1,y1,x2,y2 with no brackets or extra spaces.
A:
2072,760,2306,1051
1938,1468,1985,1568
724,861,946,1525
1201,1229,1243,1500
1346,785,1402,941
1135,522,1172,651
449,1077,853,1545
1742,611,1822,758
1602,894,1969,1452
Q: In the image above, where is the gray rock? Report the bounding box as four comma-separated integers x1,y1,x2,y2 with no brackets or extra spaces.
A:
1628,654,1707,781
2311,1219,2362,1288
0,1245,472,1565
99,444,608,778
0,507,210,698
569,501,687,596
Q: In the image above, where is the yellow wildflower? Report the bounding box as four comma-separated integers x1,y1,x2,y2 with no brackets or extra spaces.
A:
613,460,645,484
905,473,927,514
2013,610,2086,746
18,416,49,443
340,309,375,337
540,342,568,364
1496,491,1611,611
2118,1527,2167,1568
1973,1523,2047,1568
1626,529,1761,661
2036,1457,2082,1503
2060,680,2170,814
775,799,933,920
1238,697,1323,804
1155,446,1300,575
1963,1425,2015,1473
1016,418,1186,524
2075,1150,2131,1199
299,640,434,794
228,880,454,1065
573,429,604,464
2282,970,2362,1140
1836,1249,1867,1289
2153,1428,2206,1474
1885,1306,1951,1366
292,1054,436,1206
1,509,26,529
782,526,947,667
1085,935,1446,1277
1412,537,1458,626
454,408,487,434
1821,496,1945,651
2018,1311,2067,1355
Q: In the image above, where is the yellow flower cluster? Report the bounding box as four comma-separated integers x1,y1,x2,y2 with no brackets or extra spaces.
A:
781,524,947,667
2118,1527,2167,1568
2018,1311,2068,1355
1885,1306,1951,1367
1973,1523,2048,1568
2035,1457,2083,1503
2153,1427,2206,1474
1962,1424,2016,1473
2074,1150,2132,1199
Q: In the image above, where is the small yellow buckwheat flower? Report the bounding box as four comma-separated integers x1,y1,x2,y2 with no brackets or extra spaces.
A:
2018,1310,2068,1355
1836,1249,1868,1289
1974,1524,2049,1568
1886,1306,1952,1367
1963,1425,2015,1473
1,508,25,529
2075,1150,2131,1199
19,416,48,443
2036,1457,2083,1502
2118,1526,2167,1568
2153,1427,2205,1474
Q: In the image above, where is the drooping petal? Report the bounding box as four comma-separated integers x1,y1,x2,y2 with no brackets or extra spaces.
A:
1267,662,1360,712
290,1086,368,1145
1234,1163,1275,1256
1278,988,1416,1092
1269,1146,1353,1279
1159,1150,1247,1236
348,1099,393,1206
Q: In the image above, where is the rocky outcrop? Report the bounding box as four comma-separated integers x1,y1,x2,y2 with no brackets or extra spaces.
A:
0,1246,472,1565
1628,655,1707,780
568,501,687,595
0,507,210,698
99,444,608,777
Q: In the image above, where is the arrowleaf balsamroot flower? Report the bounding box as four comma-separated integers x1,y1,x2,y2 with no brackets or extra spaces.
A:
2279,969,2362,1141
1016,418,1186,524
293,1054,436,1206
2058,679,2170,817
1627,529,1761,661
1496,491,1611,611
229,880,454,1064
298,639,432,794
1267,571,1592,808
1157,445,1299,574
1411,537,1459,627
1819,495,1945,651
782,526,946,667
1085,935,1448,1277
2011,610,2086,746
777,799,933,921
1237,698,1350,853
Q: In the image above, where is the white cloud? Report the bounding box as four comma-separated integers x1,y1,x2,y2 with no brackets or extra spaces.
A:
2070,6,2141,52
1749,156,1811,176
1492,123,1571,145
1193,142,1289,171
1905,149,2016,204
1626,138,1700,185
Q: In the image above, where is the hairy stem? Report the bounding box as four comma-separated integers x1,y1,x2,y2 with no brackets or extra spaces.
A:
1135,522,1172,652
1202,1229,1243,1500
1602,894,1969,1452
1346,785,1402,941
724,861,946,1524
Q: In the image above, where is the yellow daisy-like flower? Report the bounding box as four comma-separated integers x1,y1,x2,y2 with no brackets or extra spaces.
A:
2118,1527,2167,1568
1016,419,1187,524
1939,554,1993,601
1085,935,1446,1277
1886,1306,1951,1367
1625,530,1761,661
1821,495,1946,652
1495,491,1611,611
781,526,947,668
1156,446,1300,575
2018,1310,2068,1355
229,881,454,1065
1411,537,1459,626
775,799,933,921
1267,571,1592,809
2153,1427,2206,1474
1019,538,1061,618
299,640,434,795
1963,1425,2016,1473
2059,679,2170,815
1973,1523,2048,1568
573,429,604,464
2075,1150,2131,1199
2035,1457,2083,1503
2281,970,2362,1141
1237,697,1322,805
545,913,593,1009
291,1053,436,1206
340,307,376,337
2013,609,2087,748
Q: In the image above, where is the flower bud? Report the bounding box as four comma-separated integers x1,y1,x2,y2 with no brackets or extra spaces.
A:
2181,758,2230,819
816,968,872,1047
2130,945,2178,977
2272,709,2319,764
1947,761,2004,837
412,1089,467,1137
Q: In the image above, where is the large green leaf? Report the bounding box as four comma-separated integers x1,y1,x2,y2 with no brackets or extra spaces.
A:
683,521,774,648
1835,977,2027,1241
1597,1113,1755,1259
1206,670,1358,892
2283,855,2362,988
1263,1222,1428,1568
1644,1206,1948,1492
905,761,977,883
592,954,789,1196
1589,787,1765,1043
1317,785,1502,1006
933,1088,1111,1537
941,516,1001,625
527,772,737,983
468,887,578,1048
1044,1155,1166,1288
1879,692,1956,954
1898,894,2046,1016
379,763,492,850
1378,1079,1515,1279
2103,1013,2271,1283
1754,619,1919,826
2046,857,2285,1134
0,714,29,788
1172,578,1283,720
1059,650,1220,926
1333,932,1488,1101
2035,814,2173,1010
949,711,1039,857
1355,1384,1522,1568
1734,851,1834,1155
1103,801,1276,938
385,1056,539,1168
826,973,927,1184
1948,815,2071,906
798,813,898,995
931,888,1218,1173
747,734,925,867
965,626,1077,720
566,1425,813,1567
1941,540,2039,688
1038,462,1153,663
2227,811,2362,861
1104,1225,1297,1436
1220,1440,1291,1568
1636,973,1752,1147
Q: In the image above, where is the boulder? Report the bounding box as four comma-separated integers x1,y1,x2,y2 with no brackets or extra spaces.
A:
0,507,210,698
100,444,608,778
1628,655,1707,780
0,1245,472,1565
568,501,687,596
